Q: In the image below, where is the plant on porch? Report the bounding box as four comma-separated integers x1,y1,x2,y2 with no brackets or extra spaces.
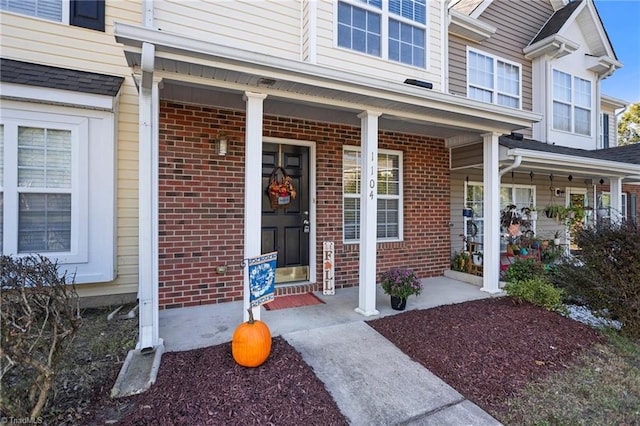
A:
380,268,422,299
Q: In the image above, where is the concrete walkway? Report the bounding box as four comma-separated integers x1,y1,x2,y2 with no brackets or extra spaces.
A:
154,276,503,425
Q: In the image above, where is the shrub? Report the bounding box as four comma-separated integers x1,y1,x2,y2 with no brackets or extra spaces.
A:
555,219,640,338
380,268,422,299
1,255,81,419
451,251,469,272
505,258,547,283
504,276,566,314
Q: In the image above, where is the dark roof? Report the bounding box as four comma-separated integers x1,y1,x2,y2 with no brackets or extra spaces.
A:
594,143,640,165
530,0,582,45
0,58,124,97
499,135,640,166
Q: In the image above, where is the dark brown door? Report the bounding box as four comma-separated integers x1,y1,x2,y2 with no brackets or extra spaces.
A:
261,143,310,284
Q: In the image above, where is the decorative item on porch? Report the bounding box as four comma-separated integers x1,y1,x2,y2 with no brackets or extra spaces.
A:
380,268,422,311
232,308,272,367
267,166,297,209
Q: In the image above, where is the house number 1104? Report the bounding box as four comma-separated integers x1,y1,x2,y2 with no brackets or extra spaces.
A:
369,152,376,200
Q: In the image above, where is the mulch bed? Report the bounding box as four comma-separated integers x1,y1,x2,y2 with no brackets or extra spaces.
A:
116,337,348,425
367,297,606,415
83,297,606,424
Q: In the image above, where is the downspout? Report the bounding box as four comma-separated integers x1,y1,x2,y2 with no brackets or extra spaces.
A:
442,0,450,92
499,155,522,177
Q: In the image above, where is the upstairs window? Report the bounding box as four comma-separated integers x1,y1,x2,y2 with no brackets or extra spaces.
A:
553,70,592,136
1,0,105,31
468,49,521,108
337,0,427,68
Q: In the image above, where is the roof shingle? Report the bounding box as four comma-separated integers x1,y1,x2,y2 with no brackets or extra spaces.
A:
1,58,124,97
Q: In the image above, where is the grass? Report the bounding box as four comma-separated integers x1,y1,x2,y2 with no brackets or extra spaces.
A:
497,329,640,425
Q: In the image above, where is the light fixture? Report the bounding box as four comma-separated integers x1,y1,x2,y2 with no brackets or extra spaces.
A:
214,131,228,156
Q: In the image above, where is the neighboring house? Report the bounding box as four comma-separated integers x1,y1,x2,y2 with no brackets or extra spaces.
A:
447,0,640,269
0,1,141,305
1,0,638,353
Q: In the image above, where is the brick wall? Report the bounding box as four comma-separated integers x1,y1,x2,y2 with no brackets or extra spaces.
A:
158,101,451,309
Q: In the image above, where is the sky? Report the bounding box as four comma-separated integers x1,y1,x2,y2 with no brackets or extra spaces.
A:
594,0,640,105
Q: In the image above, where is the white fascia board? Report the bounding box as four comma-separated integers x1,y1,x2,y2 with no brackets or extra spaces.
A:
0,83,115,111
523,35,579,60
114,22,541,128
507,147,640,177
449,10,497,43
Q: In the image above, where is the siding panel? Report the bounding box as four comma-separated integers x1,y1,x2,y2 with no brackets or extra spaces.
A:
154,0,301,61
0,6,141,300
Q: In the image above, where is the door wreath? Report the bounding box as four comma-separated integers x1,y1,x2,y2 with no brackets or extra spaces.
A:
267,167,297,209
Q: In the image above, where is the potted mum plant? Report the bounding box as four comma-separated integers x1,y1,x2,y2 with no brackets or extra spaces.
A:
380,268,422,311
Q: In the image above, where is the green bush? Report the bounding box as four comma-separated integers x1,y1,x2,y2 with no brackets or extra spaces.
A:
504,276,566,314
451,250,469,272
505,257,547,283
555,219,640,338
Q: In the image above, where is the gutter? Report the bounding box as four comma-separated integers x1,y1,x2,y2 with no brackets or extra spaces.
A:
499,155,522,177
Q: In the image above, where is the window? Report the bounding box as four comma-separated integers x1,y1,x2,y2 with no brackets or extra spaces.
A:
1,0,64,22
343,147,402,242
1,102,115,283
2,115,86,260
597,192,628,220
1,0,105,31
468,49,521,108
553,70,592,135
464,181,536,244
337,0,426,68
601,113,610,148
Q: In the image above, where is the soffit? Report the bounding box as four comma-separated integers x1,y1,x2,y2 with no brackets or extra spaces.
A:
116,23,541,139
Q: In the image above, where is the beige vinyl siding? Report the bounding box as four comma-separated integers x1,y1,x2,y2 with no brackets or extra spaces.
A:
448,0,555,113
153,0,302,61
451,143,483,169
0,5,142,298
314,0,442,89
450,169,567,255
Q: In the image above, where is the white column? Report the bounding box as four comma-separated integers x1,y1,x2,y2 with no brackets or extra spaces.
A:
610,177,623,223
243,92,267,322
481,132,501,294
138,77,162,350
355,110,381,316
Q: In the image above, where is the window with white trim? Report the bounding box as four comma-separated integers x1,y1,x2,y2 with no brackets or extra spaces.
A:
597,192,628,220
337,0,427,68
467,49,521,108
553,70,592,135
1,0,105,31
2,114,86,261
343,147,403,242
2,102,115,284
464,181,536,244
1,0,65,22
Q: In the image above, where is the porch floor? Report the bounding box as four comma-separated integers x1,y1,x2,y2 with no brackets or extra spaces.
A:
159,275,499,352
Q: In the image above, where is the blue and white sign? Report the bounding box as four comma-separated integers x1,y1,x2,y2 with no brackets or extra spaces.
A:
248,251,277,307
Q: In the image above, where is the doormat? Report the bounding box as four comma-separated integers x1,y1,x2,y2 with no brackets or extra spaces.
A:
264,293,325,311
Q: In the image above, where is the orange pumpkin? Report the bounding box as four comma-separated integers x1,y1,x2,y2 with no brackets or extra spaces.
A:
231,308,272,367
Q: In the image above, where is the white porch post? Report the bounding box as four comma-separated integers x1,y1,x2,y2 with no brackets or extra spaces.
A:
610,177,623,222
481,132,501,294
355,110,381,316
243,92,267,322
138,42,162,350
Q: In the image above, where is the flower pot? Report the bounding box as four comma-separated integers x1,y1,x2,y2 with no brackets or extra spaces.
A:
472,254,483,266
390,296,407,311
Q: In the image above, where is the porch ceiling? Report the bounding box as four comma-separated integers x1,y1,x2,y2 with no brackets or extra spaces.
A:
114,22,542,140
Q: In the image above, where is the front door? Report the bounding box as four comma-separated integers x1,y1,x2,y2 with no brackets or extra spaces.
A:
261,143,310,284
